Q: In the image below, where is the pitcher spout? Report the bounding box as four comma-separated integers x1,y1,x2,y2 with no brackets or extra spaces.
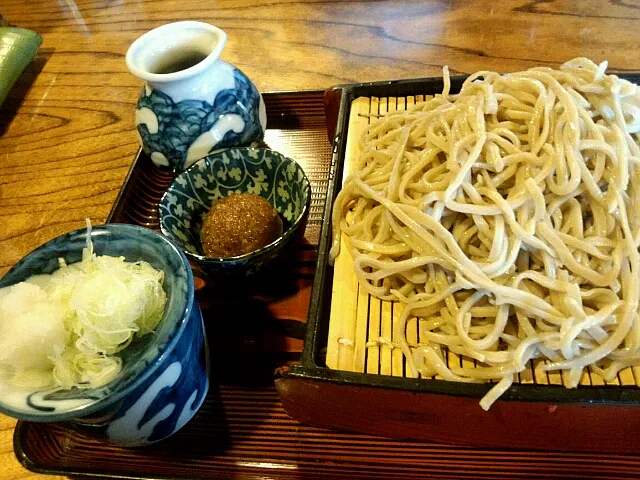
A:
126,21,227,83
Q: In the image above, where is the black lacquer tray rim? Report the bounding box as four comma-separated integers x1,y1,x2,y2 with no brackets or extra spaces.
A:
13,424,164,480
292,72,640,406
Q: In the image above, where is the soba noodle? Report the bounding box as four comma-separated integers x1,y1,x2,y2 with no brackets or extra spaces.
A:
329,58,640,410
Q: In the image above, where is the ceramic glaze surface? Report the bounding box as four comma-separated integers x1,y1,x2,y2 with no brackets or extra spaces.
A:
100,306,208,446
0,224,209,446
159,148,311,276
127,22,267,172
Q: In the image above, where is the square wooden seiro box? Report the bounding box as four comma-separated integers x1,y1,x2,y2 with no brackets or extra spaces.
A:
276,74,640,453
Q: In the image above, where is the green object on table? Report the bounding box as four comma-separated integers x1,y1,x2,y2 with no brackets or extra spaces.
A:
0,26,42,106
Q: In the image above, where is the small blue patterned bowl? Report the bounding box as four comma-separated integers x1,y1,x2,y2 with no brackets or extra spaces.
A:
0,224,209,447
158,148,311,277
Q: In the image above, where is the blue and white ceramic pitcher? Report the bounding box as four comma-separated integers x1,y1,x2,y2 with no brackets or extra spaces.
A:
126,21,267,172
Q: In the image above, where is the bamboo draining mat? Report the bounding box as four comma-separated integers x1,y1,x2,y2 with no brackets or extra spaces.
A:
326,95,640,389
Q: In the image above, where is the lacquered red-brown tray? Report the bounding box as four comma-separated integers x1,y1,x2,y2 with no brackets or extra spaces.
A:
277,76,640,455
13,90,640,479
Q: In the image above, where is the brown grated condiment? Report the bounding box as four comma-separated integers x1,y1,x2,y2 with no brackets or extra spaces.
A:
200,193,283,258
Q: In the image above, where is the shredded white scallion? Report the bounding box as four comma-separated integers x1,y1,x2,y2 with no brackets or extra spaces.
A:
0,223,167,390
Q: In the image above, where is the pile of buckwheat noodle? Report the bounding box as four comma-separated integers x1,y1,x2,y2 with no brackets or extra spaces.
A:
329,58,640,410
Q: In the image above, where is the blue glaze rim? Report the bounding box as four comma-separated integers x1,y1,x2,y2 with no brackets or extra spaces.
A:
158,148,311,266
0,224,195,423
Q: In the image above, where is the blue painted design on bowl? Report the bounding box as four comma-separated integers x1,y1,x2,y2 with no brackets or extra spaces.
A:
136,66,265,172
158,148,311,277
0,224,209,446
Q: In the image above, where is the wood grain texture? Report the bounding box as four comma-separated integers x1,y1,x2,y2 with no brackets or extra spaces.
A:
2,0,640,478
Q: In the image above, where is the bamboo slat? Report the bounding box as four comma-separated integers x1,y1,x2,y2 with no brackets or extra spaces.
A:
380,300,393,377
619,368,635,386
326,97,370,370
367,294,382,375
590,370,605,386
352,282,369,373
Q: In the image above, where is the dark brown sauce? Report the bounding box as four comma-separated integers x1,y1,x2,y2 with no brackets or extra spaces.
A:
151,49,208,74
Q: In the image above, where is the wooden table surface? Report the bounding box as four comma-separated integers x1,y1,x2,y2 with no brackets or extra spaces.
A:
2,0,640,478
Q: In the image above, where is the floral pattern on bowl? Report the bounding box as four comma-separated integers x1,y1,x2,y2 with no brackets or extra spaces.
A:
158,148,311,277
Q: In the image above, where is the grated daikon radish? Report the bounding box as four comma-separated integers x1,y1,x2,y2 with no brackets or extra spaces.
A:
0,283,67,388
